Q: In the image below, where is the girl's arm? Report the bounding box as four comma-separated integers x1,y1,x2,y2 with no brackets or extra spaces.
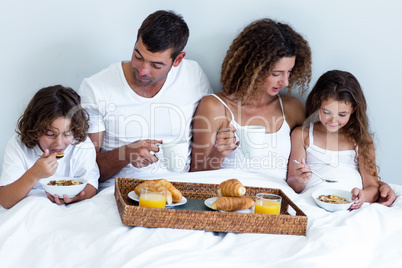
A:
286,126,312,193
351,143,380,209
0,152,58,209
190,95,236,171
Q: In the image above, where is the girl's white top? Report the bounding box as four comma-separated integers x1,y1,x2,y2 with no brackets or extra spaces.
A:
304,122,362,192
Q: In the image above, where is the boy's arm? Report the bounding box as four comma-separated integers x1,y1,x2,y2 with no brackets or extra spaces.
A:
0,152,58,209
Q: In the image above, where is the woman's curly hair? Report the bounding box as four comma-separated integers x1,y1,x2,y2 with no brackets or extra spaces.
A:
17,85,89,148
221,18,312,103
305,70,379,179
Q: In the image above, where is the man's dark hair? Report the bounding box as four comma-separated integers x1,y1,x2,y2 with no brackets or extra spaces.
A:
137,10,189,60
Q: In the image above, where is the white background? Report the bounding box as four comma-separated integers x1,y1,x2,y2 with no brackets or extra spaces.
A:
0,0,400,184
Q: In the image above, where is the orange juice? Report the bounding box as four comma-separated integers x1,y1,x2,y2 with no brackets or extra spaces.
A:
255,199,281,215
139,192,166,208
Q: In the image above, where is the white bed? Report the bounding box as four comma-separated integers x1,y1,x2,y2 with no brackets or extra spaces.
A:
1,169,401,267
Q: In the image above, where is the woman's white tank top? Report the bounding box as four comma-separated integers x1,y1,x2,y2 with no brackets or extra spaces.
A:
210,94,291,180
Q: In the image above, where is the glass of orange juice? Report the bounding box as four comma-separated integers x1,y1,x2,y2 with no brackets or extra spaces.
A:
254,193,281,215
139,186,167,208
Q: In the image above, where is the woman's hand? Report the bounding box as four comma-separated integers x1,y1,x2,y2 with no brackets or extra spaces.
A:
294,159,311,184
350,188,365,210
214,124,238,157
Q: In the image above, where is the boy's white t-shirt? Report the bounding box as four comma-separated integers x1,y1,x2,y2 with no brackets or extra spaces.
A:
79,59,213,175
0,135,99,190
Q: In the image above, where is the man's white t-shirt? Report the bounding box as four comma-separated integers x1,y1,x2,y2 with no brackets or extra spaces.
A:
79,59,213,176
0,135,100,190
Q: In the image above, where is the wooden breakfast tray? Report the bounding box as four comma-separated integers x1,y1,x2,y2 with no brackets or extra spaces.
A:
115,177,307,235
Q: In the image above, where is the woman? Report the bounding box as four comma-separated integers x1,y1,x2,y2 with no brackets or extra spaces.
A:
190,18,312,181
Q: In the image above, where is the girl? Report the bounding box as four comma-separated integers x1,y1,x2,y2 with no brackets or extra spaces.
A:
190,18,311,180
0,85,99,209
287,70,379,209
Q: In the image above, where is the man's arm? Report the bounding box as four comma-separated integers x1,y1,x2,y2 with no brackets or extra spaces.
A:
88,132,161,182
88,132,129,182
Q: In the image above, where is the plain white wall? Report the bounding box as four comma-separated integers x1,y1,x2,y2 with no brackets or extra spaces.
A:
1,0,401,184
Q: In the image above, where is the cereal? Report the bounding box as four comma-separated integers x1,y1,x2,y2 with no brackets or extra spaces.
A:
47,180,83,186
317,194,350,204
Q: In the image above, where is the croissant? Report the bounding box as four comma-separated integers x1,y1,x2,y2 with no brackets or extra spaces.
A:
217,179,246,197
211,196,255,211
134,181,173,205
156,179,182,203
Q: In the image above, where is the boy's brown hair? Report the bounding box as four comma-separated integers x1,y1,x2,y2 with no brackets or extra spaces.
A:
17,85,89,148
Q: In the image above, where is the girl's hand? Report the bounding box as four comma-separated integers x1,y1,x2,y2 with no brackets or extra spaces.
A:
31,149,58,179
294,159,312,184
46,190,85,205
214,124,238,157
350,188,365,210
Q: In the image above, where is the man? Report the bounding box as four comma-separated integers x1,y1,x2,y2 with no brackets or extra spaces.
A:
79,10,213,182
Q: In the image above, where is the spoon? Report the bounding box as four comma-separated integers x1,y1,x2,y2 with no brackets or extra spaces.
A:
292,160,337,183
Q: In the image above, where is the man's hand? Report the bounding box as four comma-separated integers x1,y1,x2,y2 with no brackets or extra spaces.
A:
378,182,396,206
126,139,162,168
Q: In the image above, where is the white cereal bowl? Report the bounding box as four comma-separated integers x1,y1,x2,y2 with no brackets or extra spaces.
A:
40,177,88,198
312,188,354,212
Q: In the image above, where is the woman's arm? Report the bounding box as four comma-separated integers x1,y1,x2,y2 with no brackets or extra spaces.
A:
282,95,306,130
190,95,236,171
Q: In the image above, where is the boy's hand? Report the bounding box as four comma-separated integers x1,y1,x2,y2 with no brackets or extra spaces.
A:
46,190,85,205
30,149,58,179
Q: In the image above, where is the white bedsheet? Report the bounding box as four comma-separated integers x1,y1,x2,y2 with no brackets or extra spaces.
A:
1,169,401,267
